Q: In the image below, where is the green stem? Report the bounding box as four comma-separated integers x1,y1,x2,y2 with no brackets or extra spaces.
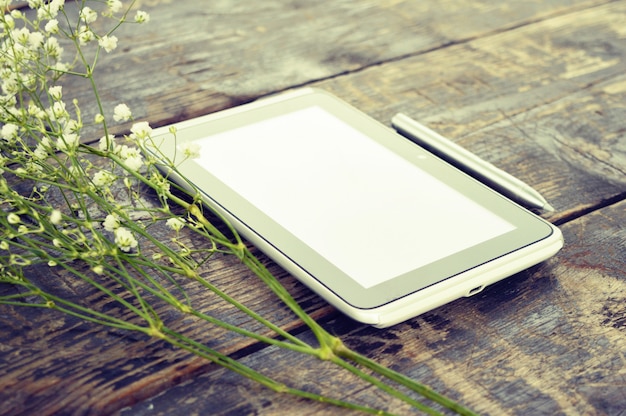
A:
158,327,398,416
337,345,479,416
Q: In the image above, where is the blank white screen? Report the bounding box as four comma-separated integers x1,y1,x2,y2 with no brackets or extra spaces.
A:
192,106,515,288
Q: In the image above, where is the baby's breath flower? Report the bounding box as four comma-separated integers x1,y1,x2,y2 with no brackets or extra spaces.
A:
13,27,30,45
50,100,67,119
50,209,62,225
63,119,81,134
114,227,138,252
92,170,116,187
28,31,44,49
118,144,140,159
2,13,15,29
55,133,79,152
78,26,95,45
180,142,201,159
98,134,116,151
113,103,132,122
48,86,62,100
1,123,19,141
118,146,144,170
52,62,69,72
107,0,123,14
33,143,49,160
166,217,186,232
103,214,120,231
130,121,152,140
79,7,98,24
124,155,143,171
92,265,104,275
0,241,8,250
45,19,59,34
28,102,46,119
98,35,118,53
134,10,150,23
95,113,105,124
43,37,63,59
37,0,64,20
7,213,21,225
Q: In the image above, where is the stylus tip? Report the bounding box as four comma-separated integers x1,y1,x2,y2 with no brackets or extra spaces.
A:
543,202,555,212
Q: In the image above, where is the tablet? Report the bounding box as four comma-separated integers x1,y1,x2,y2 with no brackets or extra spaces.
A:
149,88,563,328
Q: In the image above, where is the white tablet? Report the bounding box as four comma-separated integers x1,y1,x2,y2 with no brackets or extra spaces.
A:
149,88,563,328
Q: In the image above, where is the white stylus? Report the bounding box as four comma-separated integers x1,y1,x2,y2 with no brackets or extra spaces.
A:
392,113,554,212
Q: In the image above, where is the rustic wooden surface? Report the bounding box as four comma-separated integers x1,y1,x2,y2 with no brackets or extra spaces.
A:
1,0,625,415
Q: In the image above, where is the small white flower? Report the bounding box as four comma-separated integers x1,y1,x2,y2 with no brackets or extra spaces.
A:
107,0,123,14
28,31,44,49
48,0,64,17
103,214,120,232
95,113,105,124
166,217,186,232
13,27,30,45
98,135,116,151
50,101,67,119
79,7,98,24
92,170,116,187
1,123,19,141
33,143,48,160
44,37,63,58
48,86,62,100
134,10,150,23
44,19,59,34
28,102,46,119
78,26,95,44
124,155,144,171
64,119,81,134
3,14,14,30
113,103,132,122
56,133,79,152
50,209,62,225
118,144,140,159
114,227,138,252
98,35,118,53
130,121,152,139
180,142,201,159
92,265,105,275
7,213,21,224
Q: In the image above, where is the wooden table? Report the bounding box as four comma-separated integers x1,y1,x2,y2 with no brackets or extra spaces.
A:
1,0,625,414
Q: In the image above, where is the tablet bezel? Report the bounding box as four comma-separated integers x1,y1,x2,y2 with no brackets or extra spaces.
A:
150,88,558,310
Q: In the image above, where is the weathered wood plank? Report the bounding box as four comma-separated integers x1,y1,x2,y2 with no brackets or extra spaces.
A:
51,0,613,133
311,0,626,218
0,215,339,415
120,199,626,416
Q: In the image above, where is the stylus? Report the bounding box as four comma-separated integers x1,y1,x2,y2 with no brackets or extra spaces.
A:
391,113,555,212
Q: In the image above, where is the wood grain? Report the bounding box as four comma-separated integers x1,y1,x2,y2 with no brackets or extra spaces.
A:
120,200,626,416
311,1,626,217
50,0,614,134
